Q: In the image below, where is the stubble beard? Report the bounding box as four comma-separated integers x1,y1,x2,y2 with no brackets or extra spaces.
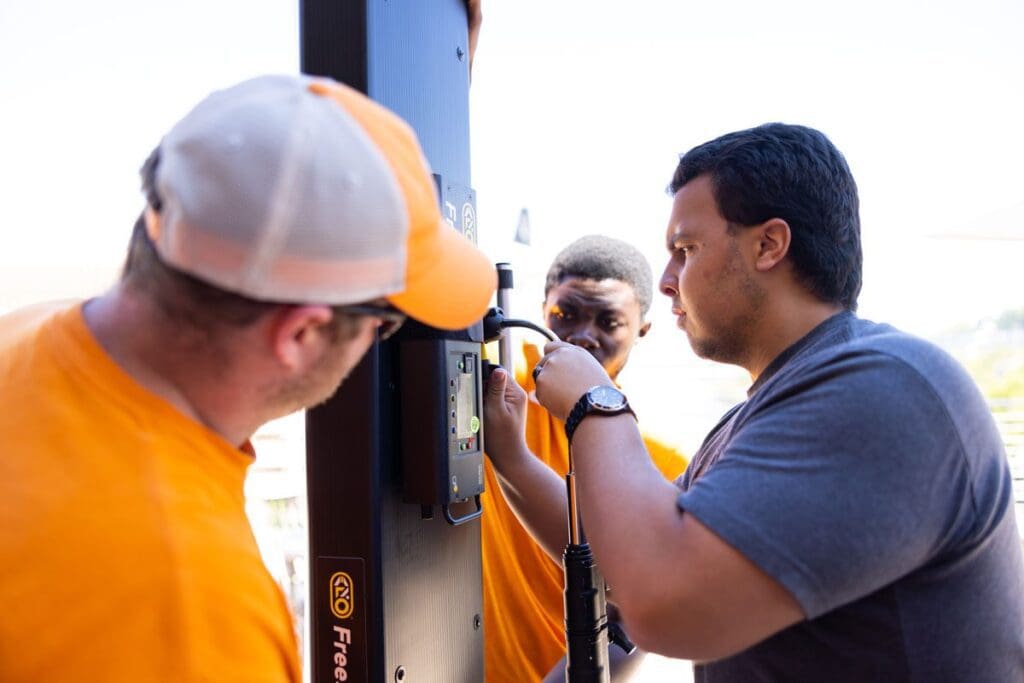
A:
265,330,365,418
265,362,349,419
685,246,766,368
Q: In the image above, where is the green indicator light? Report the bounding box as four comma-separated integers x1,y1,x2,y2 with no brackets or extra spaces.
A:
470,416,480,433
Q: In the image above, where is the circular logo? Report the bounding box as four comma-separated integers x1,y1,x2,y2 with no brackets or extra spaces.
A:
329,571,355,619
462,202,477,242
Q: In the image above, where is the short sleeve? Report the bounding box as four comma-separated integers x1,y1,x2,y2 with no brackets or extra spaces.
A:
677,351,975,617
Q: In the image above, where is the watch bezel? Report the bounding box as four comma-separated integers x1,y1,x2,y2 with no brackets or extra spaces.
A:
565,385,634,444
587,385,628,412
565,385,635,445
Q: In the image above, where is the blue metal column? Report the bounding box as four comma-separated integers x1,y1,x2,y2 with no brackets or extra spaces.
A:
301,2,483,682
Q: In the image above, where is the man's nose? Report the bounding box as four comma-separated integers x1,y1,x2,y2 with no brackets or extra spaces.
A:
566,325,599,350
659,265,679,298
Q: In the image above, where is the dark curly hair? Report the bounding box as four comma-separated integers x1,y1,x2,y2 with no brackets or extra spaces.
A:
669,123,862,310
544,235,653,315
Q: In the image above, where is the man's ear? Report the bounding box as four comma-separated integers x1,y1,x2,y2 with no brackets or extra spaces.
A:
143,206,162,242
638,320,652,338
268,304,335,371
752,218,791,272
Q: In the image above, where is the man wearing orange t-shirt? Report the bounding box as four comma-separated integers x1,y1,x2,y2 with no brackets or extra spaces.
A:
0,75,496,682
481,235,687,682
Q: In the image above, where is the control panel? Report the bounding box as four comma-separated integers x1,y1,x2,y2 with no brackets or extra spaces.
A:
400,339,485,520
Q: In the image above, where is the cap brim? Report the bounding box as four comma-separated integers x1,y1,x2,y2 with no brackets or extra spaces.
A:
387,223,496,330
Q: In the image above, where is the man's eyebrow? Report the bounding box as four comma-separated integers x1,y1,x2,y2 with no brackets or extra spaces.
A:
666,228,690,249
557,292,611,309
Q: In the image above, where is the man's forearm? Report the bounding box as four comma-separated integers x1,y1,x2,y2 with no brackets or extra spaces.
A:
570,417,806,660
568,416,687,623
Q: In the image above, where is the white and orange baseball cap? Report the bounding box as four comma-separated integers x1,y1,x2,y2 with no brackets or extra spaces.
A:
146,74,496,330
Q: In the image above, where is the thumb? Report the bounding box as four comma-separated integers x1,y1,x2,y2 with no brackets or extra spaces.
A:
487,366,508,396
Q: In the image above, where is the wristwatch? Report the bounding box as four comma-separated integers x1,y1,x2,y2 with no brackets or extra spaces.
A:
564,385,636,444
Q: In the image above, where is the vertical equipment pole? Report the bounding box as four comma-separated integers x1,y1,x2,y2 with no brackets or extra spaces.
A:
301,2,483,681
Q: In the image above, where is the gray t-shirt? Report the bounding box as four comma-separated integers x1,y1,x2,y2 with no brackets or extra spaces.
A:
678,312,1024,683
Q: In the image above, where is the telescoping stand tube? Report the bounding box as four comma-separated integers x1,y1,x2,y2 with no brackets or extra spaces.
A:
562,457,610,682
495,263,514,372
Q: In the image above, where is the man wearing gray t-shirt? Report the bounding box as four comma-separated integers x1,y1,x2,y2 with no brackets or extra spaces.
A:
483,123,1024,682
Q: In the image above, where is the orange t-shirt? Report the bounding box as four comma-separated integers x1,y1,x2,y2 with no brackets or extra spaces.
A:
481,343,687,682
0,303,301,683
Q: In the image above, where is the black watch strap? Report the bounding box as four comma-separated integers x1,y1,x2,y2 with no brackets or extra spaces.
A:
564,393,592,444
564,386,635,444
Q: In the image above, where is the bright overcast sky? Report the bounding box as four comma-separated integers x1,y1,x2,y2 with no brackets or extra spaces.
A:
470,0,1024,332
2,0,1022,448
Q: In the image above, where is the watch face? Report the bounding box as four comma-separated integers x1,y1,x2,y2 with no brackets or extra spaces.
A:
589,385,627,411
